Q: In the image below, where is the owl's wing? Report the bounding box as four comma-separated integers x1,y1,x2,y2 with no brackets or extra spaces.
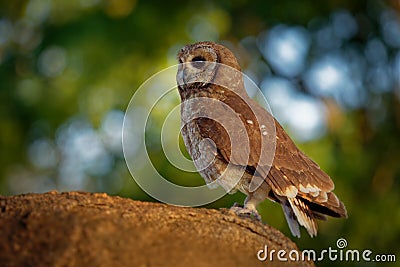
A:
267,120,347,218
194,94,275,178
195,95,346,219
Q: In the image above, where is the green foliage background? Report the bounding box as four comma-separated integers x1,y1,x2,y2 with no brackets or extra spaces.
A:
0,0,399,266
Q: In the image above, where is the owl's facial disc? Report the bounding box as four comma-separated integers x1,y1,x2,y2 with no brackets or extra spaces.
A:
177,45,219,90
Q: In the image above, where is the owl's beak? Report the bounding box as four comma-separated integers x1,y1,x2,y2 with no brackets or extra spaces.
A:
178,64,197,86
181,65,194,85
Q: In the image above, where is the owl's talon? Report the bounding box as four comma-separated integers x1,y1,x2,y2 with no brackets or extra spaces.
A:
231,202,243,208
230,206,262,222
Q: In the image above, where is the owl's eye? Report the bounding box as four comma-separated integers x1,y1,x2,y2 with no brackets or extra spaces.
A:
191,56,206,68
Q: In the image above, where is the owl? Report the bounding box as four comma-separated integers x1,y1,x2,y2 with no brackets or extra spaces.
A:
176,41,347,237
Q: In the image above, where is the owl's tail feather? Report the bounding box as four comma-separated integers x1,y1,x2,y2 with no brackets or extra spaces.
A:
281,199,301,238
301,192,348,219
281,193,347,238
281,197,318,238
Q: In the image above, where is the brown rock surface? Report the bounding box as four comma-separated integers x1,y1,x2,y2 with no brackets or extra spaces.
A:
0,191,314,267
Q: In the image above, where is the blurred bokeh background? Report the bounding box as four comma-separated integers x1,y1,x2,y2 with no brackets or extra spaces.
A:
1,0,399,265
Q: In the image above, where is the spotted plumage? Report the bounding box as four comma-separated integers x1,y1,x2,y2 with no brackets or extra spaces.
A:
176,41,347,237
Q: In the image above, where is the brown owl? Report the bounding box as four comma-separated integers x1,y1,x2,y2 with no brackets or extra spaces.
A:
176,41,347,237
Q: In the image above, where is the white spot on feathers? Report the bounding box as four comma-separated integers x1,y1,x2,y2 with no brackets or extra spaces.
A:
285,185,298,198
300,184,320,194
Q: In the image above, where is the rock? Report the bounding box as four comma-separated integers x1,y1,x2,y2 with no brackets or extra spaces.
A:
0,191,314,267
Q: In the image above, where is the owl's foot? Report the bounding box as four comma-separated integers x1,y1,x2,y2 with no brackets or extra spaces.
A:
231,202,242,208
229,205,262,222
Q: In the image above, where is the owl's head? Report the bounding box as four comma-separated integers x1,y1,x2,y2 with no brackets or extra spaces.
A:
176,42,241,95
